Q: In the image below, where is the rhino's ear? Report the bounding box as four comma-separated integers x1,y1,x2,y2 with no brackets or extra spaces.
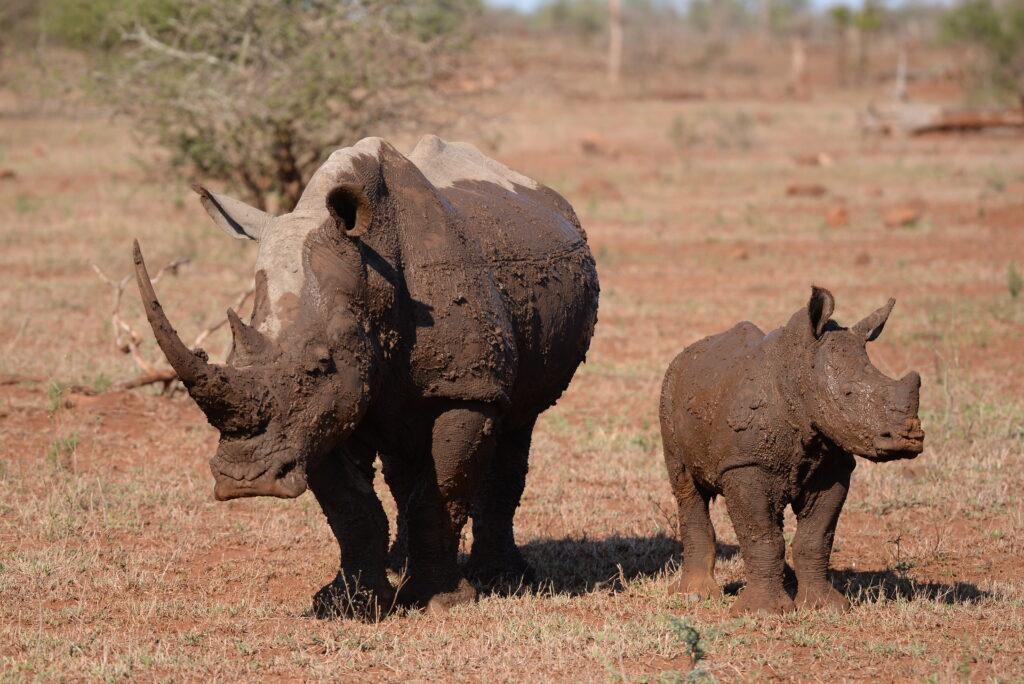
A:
326,183,374,239
193,185,273,241
807,285,835,339
852,298,896,342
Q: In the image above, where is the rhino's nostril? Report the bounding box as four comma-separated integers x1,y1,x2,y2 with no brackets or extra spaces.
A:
879,431,892,439
275,459,297,480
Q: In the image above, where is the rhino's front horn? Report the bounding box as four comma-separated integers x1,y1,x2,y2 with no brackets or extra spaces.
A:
133,240,215,387
133,240,263,432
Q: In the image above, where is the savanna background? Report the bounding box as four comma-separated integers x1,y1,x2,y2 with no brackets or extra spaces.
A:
1,0,1022,680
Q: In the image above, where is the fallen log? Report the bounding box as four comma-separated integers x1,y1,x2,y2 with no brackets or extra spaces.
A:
862,103,1024,136
911,108,1024,135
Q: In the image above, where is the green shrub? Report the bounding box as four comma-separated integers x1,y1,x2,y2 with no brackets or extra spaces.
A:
943,0,1024,103
40,0,478,211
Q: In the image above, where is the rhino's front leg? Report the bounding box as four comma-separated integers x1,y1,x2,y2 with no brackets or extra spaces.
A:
308,446,395,621
722,466,794,615
791,457,854,612
400,400,497,613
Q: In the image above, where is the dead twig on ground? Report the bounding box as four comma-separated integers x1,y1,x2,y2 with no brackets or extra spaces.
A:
91,258,254,394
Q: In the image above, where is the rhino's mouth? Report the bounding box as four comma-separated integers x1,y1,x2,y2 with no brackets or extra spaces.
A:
212,457,308,501
869,420,924,461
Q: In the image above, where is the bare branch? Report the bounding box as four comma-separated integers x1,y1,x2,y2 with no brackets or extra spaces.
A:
193,286,255,348
121,23,220,65
92,256,251,393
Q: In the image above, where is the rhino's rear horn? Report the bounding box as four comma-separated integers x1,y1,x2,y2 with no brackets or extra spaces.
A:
227,308,271,364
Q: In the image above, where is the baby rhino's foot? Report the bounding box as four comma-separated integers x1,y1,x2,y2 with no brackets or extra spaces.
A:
731,585,795,615
426,578,478,614
669,572,721,603
796,582,851,613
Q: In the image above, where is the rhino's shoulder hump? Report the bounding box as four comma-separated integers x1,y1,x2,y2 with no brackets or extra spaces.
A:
669,321,767,400
408,135,540,193
686,321,765,361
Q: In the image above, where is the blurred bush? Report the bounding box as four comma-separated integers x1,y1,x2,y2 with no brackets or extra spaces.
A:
532,0,607,42
942,0,1024,104
29,0,479,210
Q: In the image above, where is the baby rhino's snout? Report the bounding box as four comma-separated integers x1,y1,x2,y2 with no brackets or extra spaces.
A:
872,371,924,459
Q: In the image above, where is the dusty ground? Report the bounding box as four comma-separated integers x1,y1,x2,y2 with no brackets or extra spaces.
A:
1,38,1023,681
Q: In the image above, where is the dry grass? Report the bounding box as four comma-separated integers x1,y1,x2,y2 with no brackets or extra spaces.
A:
1,39,1024,681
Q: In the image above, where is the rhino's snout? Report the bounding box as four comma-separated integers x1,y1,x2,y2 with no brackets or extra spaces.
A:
212,456,308,501
871,416,924,460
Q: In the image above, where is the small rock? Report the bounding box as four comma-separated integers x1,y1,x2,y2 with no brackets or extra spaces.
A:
793,153,834,167
825,205,849,227
854,252,871,266
787,183,827,198
0,169,15,181
576,176,622,202
883,204,925,228
729,247,750,260
580,133,615,157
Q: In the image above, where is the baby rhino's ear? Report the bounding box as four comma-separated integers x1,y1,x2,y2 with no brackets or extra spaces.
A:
193,185,274,241
852,298,896,342
807,286,835,339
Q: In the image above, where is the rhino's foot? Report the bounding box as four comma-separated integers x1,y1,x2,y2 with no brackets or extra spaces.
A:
464,548,536,587
731,585,795,616
668,572,721,604
796,583,851,613
311,577,396,622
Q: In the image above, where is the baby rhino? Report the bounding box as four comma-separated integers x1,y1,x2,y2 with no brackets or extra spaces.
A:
660,287,924,615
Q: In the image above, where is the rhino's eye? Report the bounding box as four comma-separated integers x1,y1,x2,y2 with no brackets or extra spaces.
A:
306,356,334,376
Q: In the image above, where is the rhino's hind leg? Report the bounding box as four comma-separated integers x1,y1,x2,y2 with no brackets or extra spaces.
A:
791,458,853,613
722,466,795,615
465,418,536,586
667,463,720,602
398,400,498,613
308,446,395,621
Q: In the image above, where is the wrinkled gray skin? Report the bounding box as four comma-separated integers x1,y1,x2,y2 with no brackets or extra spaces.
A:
659,287,924,614
135,136,599,619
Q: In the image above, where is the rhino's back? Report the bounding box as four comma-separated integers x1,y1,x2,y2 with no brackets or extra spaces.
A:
403,136,598,422
661,322,767,487
409,135,587,262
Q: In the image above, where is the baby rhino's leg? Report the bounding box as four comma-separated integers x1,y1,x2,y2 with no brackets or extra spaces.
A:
791,460,853,612
721,466,794,615
667,463,720,602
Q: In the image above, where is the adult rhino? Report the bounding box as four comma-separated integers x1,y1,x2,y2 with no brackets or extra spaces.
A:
134,135,599,618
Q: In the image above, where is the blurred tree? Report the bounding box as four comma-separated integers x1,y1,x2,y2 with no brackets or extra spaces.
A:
943,0,1024,104
608,0,623,84
533,0,607,42
43,0,479,210
0,0,39,78
829,4,855,85
854,0,886,83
